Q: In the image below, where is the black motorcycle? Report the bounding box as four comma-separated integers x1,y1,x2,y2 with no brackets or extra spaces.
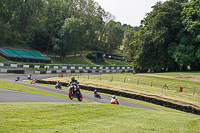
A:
55,84,62,89
27,75,32,80
15,77,20,82
94,92,101,99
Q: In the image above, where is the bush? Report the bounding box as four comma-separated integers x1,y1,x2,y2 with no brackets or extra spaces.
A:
86,52,97,61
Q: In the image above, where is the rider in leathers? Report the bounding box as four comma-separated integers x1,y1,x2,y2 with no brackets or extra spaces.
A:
69,77,79,94
110,95,119,104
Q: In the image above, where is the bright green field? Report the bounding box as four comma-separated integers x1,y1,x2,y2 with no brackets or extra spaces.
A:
0,103,200,133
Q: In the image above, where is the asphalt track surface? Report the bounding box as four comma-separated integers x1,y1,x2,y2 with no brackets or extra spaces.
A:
0,72,159,110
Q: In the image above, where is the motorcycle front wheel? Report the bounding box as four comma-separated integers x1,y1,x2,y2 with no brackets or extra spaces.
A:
69,89,73,100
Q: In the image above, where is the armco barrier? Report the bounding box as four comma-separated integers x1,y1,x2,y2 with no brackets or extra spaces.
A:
34,69,132,74
0,62,132,70
36,80,200,115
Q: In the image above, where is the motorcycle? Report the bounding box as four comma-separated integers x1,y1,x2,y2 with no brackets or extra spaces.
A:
68,83,83,101
110,99,119,105
27,75,32,80
15,77,20,82
94,92,101,99
55,84,62,89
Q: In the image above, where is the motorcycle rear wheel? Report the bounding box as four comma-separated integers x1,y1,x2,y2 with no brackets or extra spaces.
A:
78,93,83,101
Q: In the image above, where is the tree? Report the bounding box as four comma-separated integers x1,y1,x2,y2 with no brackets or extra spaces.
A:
175,0,200,70
0,19,13,46
45,0,71,55
0,0,116,55
105,21,124,53
74,0,110,51
52,17,85,58
122,26,135,61
124,0,187,72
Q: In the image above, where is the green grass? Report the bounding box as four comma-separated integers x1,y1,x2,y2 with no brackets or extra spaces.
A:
50,56,92,64
104,58,131,66
0,73,200,132
0,80,67,99
0,55,8,62
0,103,199,133
50,56,130,66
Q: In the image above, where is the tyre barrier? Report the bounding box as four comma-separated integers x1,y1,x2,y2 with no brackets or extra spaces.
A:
0,69,24,74
36,80,200,115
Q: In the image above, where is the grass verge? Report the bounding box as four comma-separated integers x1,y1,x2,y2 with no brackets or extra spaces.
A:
0,103,200,133
0,80,67,99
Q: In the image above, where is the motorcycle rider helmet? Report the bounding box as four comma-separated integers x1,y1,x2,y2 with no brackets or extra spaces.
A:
112,95,116,99
71,77,75,81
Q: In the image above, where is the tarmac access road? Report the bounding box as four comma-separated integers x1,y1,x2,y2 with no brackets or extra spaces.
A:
0,74,160,110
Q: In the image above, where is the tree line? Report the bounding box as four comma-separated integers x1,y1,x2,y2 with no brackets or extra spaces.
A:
0,0,132,57
122,0,200,72
1,0,199,72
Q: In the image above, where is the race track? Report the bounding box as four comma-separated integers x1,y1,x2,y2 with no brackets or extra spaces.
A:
0,73,159,110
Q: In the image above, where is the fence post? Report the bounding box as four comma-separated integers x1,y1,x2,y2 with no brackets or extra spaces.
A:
124,77,126,83
137,79,139,85
100,73,101,80
151,81,153,87
110,76,113,82
193,89,196,96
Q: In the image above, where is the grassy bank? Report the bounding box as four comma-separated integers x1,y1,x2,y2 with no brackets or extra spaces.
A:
0,80,67,99
0,103,200,133
0,55,130,66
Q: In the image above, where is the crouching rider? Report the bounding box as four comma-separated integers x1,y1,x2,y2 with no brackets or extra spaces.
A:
69,77,79,94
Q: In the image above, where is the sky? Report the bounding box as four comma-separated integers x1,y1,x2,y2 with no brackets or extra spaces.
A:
94,0,168,26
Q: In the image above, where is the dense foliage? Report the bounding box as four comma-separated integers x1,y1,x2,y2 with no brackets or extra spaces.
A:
0,0,126,56
1,0,199,72
122,0,200,72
